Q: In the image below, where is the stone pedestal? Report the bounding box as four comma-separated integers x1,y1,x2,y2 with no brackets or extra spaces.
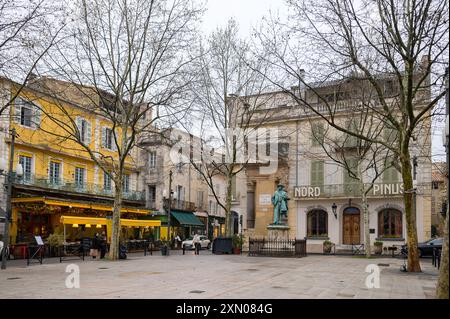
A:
267,224,290,241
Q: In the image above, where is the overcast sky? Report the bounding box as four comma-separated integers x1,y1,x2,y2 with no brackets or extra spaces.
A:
201,0,287,37
201,0,447,163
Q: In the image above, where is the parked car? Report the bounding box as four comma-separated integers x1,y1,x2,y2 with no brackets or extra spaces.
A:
402,238,443,257
182,235,211,250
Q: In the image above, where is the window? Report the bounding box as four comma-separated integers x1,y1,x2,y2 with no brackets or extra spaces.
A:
197,191,204,209
74,167,85,189
76,117,91,144
19,155,32,182
384,80,395,96
21,106,32,127
343,158,359,195
104,172,112,191
102,127,114,150
307,210,328,237
311,123,324,146
432,181,439,190
49,161,61,185
15,98,40,128
378,209,402,238
149,151,157,168
231,175,237,201
310,161,324,188
123,174,130,193
175,185,184,204
148,185,156,207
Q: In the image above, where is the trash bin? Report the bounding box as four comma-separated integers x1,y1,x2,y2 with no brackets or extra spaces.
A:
119,244,127,259
212,237,233,254
160,245,169,256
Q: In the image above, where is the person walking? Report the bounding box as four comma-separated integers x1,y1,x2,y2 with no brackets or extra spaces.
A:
99,231,107,259
90,233,99,259
193,233,201,255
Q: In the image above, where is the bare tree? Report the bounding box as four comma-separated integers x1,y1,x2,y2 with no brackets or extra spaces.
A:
304,79,396,257
256,0,448,272
181,19,274,236
27,0,202,260
0,0,65,116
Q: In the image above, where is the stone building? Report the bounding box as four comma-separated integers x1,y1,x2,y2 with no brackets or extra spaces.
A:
233,66,433,253
431,162,447,236
138,128,227,240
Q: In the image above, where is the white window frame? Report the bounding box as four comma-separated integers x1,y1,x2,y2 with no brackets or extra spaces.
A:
19,154,33,182
149,151,157,168
104,172,112,191
49,160,62,185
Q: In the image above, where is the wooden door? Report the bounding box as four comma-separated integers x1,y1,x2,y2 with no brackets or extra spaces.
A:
343,213,360,244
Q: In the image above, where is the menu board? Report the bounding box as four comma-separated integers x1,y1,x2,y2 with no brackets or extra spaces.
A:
35,236,44,246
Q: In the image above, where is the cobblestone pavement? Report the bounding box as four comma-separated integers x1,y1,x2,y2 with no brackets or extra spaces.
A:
0,251,438,299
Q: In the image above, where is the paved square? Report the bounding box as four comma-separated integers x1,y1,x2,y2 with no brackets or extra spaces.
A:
0,252,438,299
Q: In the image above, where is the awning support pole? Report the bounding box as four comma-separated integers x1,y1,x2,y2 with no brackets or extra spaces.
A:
63,224,66,254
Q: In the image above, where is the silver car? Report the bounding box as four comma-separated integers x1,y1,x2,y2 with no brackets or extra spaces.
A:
182,235,211,250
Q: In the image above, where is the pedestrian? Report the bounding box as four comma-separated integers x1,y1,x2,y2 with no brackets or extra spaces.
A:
90,233,99,259
99,231,107,259
193,233,200,255
174,234,181,249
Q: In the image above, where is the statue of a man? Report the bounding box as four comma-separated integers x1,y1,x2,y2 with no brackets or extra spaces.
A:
271,184,289,225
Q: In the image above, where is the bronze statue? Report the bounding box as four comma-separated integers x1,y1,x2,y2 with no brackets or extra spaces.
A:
271,184,289,224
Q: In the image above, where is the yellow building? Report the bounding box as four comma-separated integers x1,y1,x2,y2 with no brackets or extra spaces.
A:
0,76,158,245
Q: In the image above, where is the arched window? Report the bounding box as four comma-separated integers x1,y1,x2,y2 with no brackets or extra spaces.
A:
378,209,402,238
307,210,328,237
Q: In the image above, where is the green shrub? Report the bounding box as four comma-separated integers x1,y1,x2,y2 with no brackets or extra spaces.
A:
47,233,64,247
323,240,333,246
232,234,244,248
374,241,383,246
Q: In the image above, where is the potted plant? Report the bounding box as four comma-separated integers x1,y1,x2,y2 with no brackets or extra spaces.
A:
374,241,383,255
160,240,170,256
323,240,334,254
232,234,243,254
47,233,64,257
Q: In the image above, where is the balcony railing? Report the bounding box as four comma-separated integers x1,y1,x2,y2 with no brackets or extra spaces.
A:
163,198,196,212
294,182,404,199
14,174,145,201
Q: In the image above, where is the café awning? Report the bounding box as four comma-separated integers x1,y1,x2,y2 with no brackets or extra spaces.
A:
60,216,161,227
171,210,204,227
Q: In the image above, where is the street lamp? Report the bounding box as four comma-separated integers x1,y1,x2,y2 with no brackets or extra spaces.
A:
1,128,23,269
331,203,338,219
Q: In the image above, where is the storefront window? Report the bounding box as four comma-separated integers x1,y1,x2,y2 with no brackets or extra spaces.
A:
378,209,402,238
307,210,328,237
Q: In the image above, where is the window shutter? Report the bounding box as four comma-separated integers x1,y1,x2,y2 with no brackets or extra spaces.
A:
14,98,22,123
76,116,82,139
33,104,41,129
86,120,92,144
311,161,324,187
101,127,106,148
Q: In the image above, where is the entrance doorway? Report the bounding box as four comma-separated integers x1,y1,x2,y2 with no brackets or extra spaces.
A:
342,207,360,244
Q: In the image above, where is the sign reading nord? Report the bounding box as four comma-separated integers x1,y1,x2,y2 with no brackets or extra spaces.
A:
294,183,404,198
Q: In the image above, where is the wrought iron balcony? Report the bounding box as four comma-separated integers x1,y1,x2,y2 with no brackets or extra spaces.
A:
163,198,196,212
294,182,404,199
14,174,145,201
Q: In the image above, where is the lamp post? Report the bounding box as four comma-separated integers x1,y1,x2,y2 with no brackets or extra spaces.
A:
332,203,337,219
163,170,174,254
1,128,23,269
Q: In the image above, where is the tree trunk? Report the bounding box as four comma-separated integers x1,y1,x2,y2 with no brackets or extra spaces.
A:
108,178,123,260
361,188,371,258
225,171,233,237
400,149,421,272
436,205,448,298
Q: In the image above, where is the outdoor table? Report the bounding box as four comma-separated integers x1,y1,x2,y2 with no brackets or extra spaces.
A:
10,243,29,259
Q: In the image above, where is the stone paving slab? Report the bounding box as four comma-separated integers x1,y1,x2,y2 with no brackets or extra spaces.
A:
0,252,438,299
